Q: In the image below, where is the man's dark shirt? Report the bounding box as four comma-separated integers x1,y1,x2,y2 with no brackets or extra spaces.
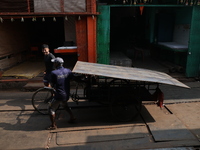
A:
51,66,73,101
44,53,55,73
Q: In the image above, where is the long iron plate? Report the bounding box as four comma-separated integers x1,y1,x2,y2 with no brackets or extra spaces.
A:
72,61,189,88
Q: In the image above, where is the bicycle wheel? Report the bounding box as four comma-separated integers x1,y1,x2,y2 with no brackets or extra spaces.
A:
32,87,54,115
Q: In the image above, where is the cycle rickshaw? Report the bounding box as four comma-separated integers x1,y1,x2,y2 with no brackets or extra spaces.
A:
32,61,189,121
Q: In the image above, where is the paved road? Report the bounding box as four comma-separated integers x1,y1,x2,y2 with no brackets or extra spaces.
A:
0,81,200,149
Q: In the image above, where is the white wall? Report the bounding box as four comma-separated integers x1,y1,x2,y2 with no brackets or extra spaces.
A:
173,24,190,45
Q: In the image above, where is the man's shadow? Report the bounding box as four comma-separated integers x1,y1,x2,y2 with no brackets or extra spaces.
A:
0,93,50,131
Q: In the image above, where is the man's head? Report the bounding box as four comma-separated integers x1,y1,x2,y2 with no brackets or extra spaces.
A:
42,44,50,55
51,57,64,68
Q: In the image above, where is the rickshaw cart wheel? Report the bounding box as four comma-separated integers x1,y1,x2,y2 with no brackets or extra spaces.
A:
109,79,142,122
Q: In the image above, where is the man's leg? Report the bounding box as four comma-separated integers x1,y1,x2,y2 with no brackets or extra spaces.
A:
63,101,76,122
47,101,60,129
49,114,56,128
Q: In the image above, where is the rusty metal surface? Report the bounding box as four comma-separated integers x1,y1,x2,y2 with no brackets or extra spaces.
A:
72,61,189,88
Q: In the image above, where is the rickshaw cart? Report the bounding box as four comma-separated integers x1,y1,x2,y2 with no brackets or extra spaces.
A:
71,61,189,122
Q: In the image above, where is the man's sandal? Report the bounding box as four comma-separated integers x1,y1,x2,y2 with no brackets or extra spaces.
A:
46,125,57,130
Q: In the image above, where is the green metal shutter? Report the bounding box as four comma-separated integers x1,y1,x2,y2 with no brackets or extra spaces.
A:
97,5,110,64
186,6,200,77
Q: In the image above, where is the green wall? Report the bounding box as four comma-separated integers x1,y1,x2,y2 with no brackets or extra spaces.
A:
97,5,110,64
186,6,200,77
175,7,192,24
96,5,200,77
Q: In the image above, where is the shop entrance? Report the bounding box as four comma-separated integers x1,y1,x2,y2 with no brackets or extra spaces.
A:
28,17,65,58
110,7,146,53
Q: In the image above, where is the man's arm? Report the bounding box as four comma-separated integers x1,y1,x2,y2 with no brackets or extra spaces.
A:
50,72,56,88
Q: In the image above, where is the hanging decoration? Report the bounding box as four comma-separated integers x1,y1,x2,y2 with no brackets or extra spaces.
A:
139,3,144,15
179,0,184,4
53,17,56,22
190,0,194,5
32,17,36,22
92,15,94,19
65,16,68,21
11,17,14,22
42,17,45,22
78,16,81,20
198,0,200,5
21,17,24,22
185,0,188,5
0,17,3,23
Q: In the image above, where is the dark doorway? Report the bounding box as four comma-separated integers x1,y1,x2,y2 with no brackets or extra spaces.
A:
110,7,146,53
28,17,65,56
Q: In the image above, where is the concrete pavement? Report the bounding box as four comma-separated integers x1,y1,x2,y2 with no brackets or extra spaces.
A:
1,81,200,149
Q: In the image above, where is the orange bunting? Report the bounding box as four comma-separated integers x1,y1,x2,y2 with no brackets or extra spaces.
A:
139,3,144,15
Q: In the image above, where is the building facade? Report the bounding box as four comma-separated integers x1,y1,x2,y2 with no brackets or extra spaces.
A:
97,0,200,77
0,0,97,71
1,0,200,78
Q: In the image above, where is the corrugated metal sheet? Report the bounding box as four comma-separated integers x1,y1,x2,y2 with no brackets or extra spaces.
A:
64,0,86,12
34,0,60,12
34,0,86,13
72,61,189,88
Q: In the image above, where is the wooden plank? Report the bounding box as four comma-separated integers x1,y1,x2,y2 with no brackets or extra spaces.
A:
144,105,197,142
